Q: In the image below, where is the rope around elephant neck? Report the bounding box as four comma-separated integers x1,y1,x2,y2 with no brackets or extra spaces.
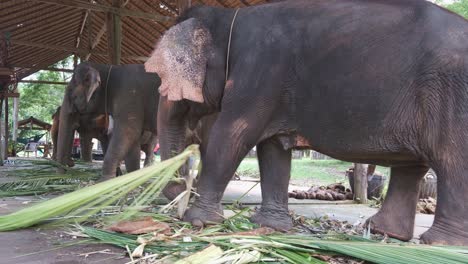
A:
226,9,240,82
104,65,113,129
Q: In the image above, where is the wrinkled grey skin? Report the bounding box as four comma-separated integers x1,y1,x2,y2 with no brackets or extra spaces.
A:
153,0,468,246
52,107,156,169
56,62,160,179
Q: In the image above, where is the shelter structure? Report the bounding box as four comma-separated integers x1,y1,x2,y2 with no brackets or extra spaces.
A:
17,116,52,131
17,116,52,158
0,0,270,162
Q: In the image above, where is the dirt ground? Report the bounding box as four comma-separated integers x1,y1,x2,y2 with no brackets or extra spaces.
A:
0,196,130,264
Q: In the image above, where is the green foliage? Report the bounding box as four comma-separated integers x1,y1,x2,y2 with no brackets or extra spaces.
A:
437,0,468,19
0,145,198,231
8,58,73,139
237,158,390,185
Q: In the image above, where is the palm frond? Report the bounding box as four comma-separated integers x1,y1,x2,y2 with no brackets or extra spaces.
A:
0,145,199,230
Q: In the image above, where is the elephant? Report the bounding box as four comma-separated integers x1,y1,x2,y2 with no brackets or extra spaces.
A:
51,106,100,165
146,0,468,246
56,62,160,180
52,107,157,170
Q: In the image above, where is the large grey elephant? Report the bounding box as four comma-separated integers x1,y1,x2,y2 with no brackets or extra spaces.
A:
56,62,160,180
148,0,468,246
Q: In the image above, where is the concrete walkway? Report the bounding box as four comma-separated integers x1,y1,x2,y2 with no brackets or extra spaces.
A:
223,179,434,239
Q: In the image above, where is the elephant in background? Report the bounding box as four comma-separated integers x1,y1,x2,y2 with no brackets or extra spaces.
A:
148,1,468,246
51,106,102,165
56,62,159,179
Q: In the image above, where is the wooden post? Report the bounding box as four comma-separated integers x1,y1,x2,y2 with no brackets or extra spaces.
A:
3,96,8,160
87,8,93,59
73,54,78,68
178,0,191,15
12,96,18,156
353,163,368,204
0,98,3,165
107,0,122,65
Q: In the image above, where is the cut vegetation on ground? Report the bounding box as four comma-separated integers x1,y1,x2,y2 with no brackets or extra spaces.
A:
0,146,465,263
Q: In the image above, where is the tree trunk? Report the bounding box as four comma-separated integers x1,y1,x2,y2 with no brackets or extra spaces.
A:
353,163,368,204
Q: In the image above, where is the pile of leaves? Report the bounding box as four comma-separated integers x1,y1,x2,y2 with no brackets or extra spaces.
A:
75,210,468,264
416,198,437,215
0,159,100,197
289,183,353,201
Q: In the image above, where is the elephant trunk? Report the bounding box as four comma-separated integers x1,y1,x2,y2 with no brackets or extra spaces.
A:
78,130,93,162
56,95,77,173
158,97,189,200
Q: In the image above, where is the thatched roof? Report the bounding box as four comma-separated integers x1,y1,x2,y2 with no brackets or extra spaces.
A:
1,0,269,83
18,116,52,130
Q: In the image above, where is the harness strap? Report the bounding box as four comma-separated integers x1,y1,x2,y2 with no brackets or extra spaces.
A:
104,65,113,132
226,9,240,82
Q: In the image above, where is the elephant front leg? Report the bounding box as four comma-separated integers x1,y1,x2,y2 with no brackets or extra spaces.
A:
124,144,141,173
101,127,139,180
250,137,293,231
183,116,260,226
366,165,428,241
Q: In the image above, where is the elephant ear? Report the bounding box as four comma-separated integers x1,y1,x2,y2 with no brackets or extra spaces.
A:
145,18,213,103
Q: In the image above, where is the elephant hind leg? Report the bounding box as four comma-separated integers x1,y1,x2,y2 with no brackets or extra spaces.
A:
420,151,468,245
250,137,293,231
366,165,428,241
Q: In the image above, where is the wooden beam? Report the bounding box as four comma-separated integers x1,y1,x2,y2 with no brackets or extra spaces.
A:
178,0,192,14
122,55,149,61
43,67,74,73
85,0,129,61
30,0,174,22
87,6,93,51
15,53,70,80
75,8,90,49
0,92,20,98
159,0,178,14
10,39,146,60
10,66,73,73
11,39,98,56
107,0,122,65
4,97,8,159
0,98,3,165
18,80,68,85
238,0,250,7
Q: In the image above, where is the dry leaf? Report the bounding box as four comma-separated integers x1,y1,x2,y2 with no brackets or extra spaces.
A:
108,217,172,235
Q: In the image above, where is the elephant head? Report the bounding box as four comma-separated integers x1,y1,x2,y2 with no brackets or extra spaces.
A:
56,63,103,171
146,8,229,199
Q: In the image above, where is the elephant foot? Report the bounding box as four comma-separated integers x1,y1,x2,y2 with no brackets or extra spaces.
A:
250,207,293,232
183,202,224,227
420,224,468,246
67,159,75,167
365,212,414,241
162,181,187,201
98,173,116,182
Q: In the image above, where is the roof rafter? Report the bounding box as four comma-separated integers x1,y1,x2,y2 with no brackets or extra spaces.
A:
28,0,174,23
10,39,148,61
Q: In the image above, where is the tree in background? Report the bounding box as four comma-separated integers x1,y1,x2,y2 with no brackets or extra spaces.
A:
437,0,468,19
10,57,72,141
